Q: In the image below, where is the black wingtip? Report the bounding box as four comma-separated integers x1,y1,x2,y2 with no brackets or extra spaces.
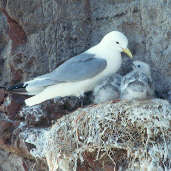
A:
7,83,27,91
0,86,7,90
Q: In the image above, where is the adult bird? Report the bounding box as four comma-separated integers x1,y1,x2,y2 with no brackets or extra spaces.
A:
8,31,133,106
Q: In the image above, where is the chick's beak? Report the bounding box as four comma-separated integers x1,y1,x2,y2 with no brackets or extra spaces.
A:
122,48,133,58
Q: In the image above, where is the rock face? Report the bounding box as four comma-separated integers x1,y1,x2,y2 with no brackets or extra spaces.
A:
1,99,170,171
0,0,171,170
0,0,171,94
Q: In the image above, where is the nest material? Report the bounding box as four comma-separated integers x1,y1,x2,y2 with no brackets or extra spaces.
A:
45,99,171,171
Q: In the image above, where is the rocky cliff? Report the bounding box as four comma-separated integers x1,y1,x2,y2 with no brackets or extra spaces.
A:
0,0,171,170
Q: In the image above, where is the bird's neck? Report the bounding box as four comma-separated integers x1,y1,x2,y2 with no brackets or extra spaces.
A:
87,43,121,59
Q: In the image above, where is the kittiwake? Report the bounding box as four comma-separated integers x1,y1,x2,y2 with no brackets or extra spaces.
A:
120,60,154,100
8,31,133,106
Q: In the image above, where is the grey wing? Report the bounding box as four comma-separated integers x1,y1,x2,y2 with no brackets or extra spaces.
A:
52,53,107,82
26,52,107,88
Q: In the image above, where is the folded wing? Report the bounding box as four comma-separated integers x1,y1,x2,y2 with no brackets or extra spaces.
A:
11,53,107,95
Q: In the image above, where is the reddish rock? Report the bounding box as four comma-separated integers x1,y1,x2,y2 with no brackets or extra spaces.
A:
104,165,116,171
0,120,19,145
9,63,23,84
0,118,31,158
0,8,27,50
77,165,91,171
5,96,23,119
0,89,6,104
0,120,13,133
82,151,102,169
44,103,69,121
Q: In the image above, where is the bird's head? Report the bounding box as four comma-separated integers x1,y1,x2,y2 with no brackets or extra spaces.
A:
132,60,151,76
100,31,133,58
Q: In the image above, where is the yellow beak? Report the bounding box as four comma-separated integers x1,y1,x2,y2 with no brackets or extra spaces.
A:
122,48,133,58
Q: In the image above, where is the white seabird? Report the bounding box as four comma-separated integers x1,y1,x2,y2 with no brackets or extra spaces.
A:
120,60,154,100
8,31,133,106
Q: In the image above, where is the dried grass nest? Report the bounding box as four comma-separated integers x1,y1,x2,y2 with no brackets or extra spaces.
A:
45,99,171,171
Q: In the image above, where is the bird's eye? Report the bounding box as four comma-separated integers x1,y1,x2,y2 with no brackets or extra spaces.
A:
137,65,141,68
116,41,119,44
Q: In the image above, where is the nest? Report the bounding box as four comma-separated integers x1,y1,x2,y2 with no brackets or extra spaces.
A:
45,99,171,171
